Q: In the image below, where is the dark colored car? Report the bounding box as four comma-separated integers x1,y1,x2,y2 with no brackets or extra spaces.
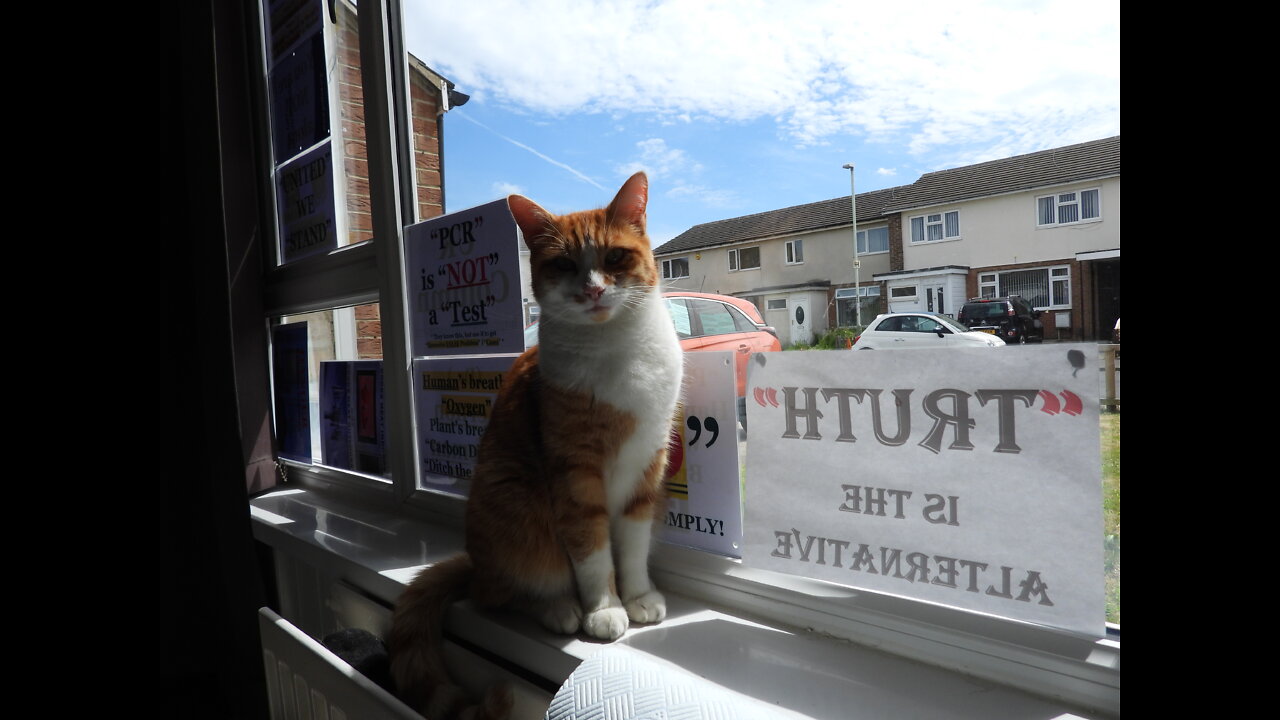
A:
957,296,1044,344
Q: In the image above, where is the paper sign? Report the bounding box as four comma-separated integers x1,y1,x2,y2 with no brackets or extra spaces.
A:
272,322,311,462
405,200,525,357
414,355,518,493
319,360,388,477
276,141,337,264
742,345,1104,636
659,352,743,557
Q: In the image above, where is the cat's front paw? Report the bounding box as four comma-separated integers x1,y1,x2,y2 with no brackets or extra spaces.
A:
624,590,667,624
538,596,583,635
581,606,629,641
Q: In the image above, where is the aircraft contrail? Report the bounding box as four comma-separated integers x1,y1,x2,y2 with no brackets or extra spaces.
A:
454,110,609,193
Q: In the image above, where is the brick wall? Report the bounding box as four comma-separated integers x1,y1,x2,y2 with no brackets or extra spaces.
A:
335,9,448,358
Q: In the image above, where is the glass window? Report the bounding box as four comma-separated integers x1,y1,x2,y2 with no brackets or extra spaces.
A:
857,227,889,254
691,300,740,336
663,257,690,279
766,298,787,310
666,298,693,339
910,211,960,242
983,266,1071,309
785,239,804,264
1037,188,1101,227
729,246,761,271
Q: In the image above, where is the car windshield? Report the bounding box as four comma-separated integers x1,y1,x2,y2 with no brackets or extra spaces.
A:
963,303,1008,319
934,315,973,333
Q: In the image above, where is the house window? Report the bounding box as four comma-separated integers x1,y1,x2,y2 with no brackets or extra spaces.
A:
766,298,788,310
728,246,761,271
857,227,889,254
1037,188,1101,227
662,257,690,279
890,285,918,299
984,265,1072,309
909,211,960,243
835,286,880,326
785,239,804,265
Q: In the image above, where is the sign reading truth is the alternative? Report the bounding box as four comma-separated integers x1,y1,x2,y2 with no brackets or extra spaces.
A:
742,345,1104,636
405,199,524,358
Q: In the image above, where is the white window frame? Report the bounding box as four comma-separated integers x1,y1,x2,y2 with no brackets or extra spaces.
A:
981,265,1072,310
1037,187,1101,228
728,245,761,272
662,257,690,279
856,226,889,255
243,6,1118,718
890,285,919,300
909,210,960,243
784,239,804,265
766,298,788,310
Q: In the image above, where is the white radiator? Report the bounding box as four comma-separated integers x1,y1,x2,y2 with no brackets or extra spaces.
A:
258,607,421,720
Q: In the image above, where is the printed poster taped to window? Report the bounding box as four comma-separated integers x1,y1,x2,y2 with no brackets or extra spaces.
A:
413,355,516,495
658,351,742,557
742,345,1104,636
405,199,525,358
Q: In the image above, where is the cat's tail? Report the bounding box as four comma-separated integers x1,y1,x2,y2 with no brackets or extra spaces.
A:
388,553,513,720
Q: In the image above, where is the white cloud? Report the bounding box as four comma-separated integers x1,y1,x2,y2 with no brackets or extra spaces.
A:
405,0,1118,157
617,138,702,180
876,168,897,177
491,181,524,198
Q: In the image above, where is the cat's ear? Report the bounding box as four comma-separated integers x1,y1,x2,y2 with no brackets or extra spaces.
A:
607,172,648,233
508,194,554,248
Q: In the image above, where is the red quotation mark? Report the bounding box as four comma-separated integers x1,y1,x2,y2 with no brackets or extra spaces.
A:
1038,389,1083,416
753,387,780,407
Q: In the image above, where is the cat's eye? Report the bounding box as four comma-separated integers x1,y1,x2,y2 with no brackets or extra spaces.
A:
604,248,627,265
551,256,577,273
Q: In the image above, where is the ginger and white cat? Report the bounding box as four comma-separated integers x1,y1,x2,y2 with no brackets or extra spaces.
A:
388,172,683,719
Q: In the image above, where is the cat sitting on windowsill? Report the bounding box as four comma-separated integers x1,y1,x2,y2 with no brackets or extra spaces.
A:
388,172,684,720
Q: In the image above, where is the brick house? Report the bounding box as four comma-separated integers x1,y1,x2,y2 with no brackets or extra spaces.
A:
299,0,463,359
653,136,1120,345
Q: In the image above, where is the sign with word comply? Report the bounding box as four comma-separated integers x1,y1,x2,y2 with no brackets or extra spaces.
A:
413,355,515,494
659,351,742,557
405,199,524,357
743,345,1104,635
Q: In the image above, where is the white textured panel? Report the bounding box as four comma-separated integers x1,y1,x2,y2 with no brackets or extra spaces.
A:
547,646,809,720
258,607,422,720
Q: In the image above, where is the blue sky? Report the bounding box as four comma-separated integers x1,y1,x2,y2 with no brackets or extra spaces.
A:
403,0,1120,248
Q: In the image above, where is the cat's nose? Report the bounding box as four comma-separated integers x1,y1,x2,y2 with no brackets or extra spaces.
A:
582,285,605,302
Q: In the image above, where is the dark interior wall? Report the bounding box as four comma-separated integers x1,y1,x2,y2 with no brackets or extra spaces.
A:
166,3,271,717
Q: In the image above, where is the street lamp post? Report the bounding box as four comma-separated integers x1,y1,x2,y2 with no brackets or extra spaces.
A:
842,163,860,327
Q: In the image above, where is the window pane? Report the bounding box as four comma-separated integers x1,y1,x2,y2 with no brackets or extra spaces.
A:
667,299,693,338
1038,196,1055,225
928,222,942,241
911,216,924,242
869,227,888,252
1058,202,1079,224
273,304,390,479
728,250,738,271
1081,189,1100,219
740,246,761,269
998,269,1049,307
693,300,738,336
944,211,959,238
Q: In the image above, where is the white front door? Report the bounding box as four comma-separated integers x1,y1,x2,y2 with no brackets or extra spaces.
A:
789,294,811,345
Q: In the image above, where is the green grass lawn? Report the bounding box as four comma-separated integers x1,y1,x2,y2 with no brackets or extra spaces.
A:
1101,412,1120,625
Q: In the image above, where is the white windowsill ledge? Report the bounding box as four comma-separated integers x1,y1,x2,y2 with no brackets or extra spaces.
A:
250,487,1117,719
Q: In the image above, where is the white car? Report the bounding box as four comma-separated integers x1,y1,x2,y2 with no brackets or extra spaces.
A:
852,312,1006,349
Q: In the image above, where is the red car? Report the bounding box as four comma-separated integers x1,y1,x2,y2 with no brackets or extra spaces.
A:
525,291,781,427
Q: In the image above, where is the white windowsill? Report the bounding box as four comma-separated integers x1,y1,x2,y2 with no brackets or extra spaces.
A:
250,486,1118,719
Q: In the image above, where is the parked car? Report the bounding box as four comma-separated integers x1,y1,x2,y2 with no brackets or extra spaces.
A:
956,296,1044,344
852,312,1006,349
524,291,782,428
